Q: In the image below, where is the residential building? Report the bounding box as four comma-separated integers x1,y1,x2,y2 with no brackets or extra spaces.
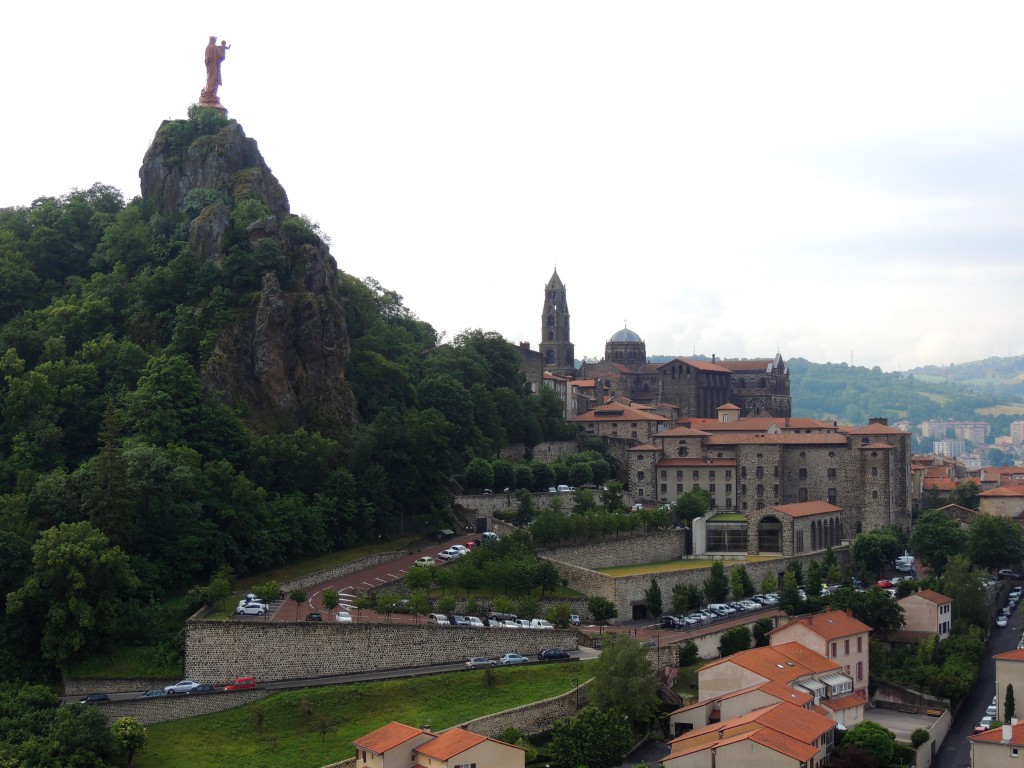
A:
980,489,1024,519
663,701,837,768
994,649,1024,723
353,723,525,768
769,610,872,699
970,720,1024,767
895,589,953,641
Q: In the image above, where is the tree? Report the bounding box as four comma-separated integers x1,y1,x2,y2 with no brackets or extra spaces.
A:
587,634,658,723
289,589,308,620
753,617,774,647
673,488,712,525
409,590,431,620
910,510,968,575
940,555,988,628
588,595,618,628
550,706,634,768
252,580,280,606
780,569,804,616
730,565,754,598
950,480,981,510
321,589,340,617
704,561,730,603
719,626,752,657
547,602,573,629
1008,683,1016,720
464,457,494,490
970,513,1024,572
828,586,905,637
841,720,895,766
852,528,903,578
5,521,139,668
911,727,930,749
805,561,824,598
405,564,433,592
830,744,880,768
111,716,147,766
645,578,663,618
760,571,778,595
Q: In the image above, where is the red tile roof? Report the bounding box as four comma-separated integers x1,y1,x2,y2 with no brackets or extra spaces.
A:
717,359,775,372
571,402,669,423
749,728,819,762
700,642,838,684
971,720,1024,746
658,425,714,437
981,486,1024,497
821,693,867,712
907,589,952,605
924,478,958,491
683,417,837,433
717,403,742,411
844,423,907,435
771,610,871,641
353,721,427,753
994,648,1024,662
414,728,487,760
771,501,842,518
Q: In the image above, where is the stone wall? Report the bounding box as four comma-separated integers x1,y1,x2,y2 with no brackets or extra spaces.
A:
185,621,578,684
541,530,685,569
277,551,410,592
91,688,272,725
63,677,177,696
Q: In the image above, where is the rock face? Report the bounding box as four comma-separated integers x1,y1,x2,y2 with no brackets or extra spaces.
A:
139,115,357,435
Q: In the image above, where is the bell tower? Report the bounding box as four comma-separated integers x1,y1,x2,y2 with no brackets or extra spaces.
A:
539,269,575,377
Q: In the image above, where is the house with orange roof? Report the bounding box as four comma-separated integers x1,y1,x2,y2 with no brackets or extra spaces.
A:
971,719,1024,767
980,487,1024,519
769,610,871,702
993,649,1024,723
663,701,836,768
353,723,524,768
896,589,953,641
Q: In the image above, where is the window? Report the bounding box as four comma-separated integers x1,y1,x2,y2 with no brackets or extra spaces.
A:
660,470,666,479
857,637,862,653
661,484,667,493
871,466,878,477
709,470,716,479
844,639,850,655
827,468,837,479
726,470,732,478
799,487,808,502
726,498,732,508
693,471,699,480
796,530,804,552
637,471,645,481
709,484,716,494
831,642,837,658
726,484,732,493
872,490,878,499
756,484,764,497
741,467,747,479
857,661,863,681
677,470,683,478
756,466,764,478
677,484,683,493
828,488,837,505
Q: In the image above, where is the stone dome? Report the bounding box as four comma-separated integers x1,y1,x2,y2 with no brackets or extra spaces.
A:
610,327,642,343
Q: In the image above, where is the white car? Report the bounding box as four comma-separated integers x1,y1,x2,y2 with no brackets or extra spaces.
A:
503,620,520,628
997,615,1009,628
499,653,529,665
437,548,459,561
164,680,203,695
530,619,554,629
235,602,268,616
738,600,760,611
335,611,353,623
466,616,486,628
450,544,470,557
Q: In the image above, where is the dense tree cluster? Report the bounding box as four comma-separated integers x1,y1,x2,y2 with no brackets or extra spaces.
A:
0,131,576,680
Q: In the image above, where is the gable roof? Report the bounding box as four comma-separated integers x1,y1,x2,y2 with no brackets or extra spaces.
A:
571,402,669,423
354,721,427,753
971,720,1024,746
771,610,871,641
844,422,907,435
981,486,1024,497
770,501,842,518
994,648,1024,662
903,589,952,605
699,642,838,684
414,728,488,760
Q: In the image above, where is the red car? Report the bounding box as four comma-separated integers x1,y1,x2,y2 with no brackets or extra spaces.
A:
876,579,893,589
224,676,257,691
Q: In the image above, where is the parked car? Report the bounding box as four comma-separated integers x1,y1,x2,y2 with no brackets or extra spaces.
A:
235,602,267,617
538,648,571,661
305,612,323,622
530,618,554,629
188,683,217,694
487,611,518,623
449,544,470,557
661,615,680,629
465,656,496,668
569,614,581,625
482,531,500,543
686,613,706,624
427,613,450,626
137,689,167,699
499,653,529,665
738,600,760,611
437,548,460,561
466,616,486,628
448,614,471,628
413,556,436,568
512,619,532,629
335,611,354,623
503,620,520,628
997,615,1009,628
78,692,111,704
980,716,994,730
164,680,203,695
987,704,998,718
224,676,257,691
999,569,1021,580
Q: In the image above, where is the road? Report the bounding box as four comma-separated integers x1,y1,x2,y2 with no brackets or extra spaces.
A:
933,592,1021,768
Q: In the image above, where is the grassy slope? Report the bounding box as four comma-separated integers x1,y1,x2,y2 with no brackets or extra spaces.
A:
597,556,781,577
134,663,589,768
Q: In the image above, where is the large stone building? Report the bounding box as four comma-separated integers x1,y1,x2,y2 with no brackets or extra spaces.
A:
539,269,575,379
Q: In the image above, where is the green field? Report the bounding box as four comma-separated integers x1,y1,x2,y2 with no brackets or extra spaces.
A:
134,663,590,768
596,556,780,577
976,403,1024,416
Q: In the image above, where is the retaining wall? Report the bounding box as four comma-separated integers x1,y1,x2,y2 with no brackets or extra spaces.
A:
541,530,685,569
91,688,272,725
63,677,178,696
276,551,410,592
185,621,578,684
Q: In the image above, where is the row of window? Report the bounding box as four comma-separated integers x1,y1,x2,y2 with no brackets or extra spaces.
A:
661,469,734,480
830,637,864,656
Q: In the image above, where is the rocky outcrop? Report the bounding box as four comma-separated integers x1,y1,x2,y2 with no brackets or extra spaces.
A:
139,113,357,435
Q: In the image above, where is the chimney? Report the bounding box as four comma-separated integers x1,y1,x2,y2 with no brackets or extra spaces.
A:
1003,723,1013,741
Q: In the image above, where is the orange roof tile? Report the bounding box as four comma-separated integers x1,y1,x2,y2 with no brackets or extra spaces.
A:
753,702,834,743
771,501,842,518
821,693,867,712
354,721,427,753
748,728,819,762
701,643,838,684
717,403,742,410
995,649,1024,662
908,589,952,605
704,433,849,447
971,720,1024,745
571,402,669,423
659,425,713,437
981,486,1024,497
772,611,871,641
718,359,775,372
924,478,958,491
414,728,487,760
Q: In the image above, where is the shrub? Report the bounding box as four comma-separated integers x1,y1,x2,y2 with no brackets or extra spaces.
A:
911,727,930,748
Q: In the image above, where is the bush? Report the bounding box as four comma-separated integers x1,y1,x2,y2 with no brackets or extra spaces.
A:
911,727,930,748
678,640,699,666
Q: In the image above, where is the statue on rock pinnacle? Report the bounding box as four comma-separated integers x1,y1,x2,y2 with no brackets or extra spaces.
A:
199,36,230,111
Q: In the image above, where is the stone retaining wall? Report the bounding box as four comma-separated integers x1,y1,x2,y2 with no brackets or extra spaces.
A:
541,530,685,569
276,551,410,592
92,688,272,725
63,677,177,696
185,621,578,684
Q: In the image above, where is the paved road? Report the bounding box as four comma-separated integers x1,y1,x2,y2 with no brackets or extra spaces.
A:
933,590,1021,768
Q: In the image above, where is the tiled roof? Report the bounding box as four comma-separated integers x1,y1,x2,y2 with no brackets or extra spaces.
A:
771,611,871,641
860,442,894,450
718,359,774,372
414,728,487,760
753,702,834,743
924,478,958,491
821,693,867,712
704,433,849,447
981,486,1024,497
757,680,813,707
771,501,842,518
658,425,713,437
353,721,426,753
717,403,742,411
907,589,952,605
700,643,838,684
684,417,837,433
994,648,1024,662
571,379,597,388
844,422,906,435
571,402,669,423
971,720,1024,746
749,728,819,762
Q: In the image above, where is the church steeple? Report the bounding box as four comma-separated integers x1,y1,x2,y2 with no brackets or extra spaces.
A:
540,269,575,377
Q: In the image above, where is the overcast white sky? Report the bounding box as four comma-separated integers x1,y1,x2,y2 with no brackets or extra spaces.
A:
4,2,1024,372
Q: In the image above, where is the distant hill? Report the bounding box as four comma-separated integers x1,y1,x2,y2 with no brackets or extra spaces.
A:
907,356,1024,399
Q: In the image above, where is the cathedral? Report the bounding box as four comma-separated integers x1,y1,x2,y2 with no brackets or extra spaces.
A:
536,270,791,419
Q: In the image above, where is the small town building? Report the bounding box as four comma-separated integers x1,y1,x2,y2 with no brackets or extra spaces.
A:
353,722,525,768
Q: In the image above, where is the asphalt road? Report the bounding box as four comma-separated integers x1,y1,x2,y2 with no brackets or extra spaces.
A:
933,591,1021,768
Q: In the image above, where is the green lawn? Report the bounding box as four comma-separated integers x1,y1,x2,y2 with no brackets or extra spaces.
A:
597,556,781,577
134,663,590,768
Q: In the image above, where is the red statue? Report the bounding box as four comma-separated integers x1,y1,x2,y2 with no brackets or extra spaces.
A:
199,36,230,108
